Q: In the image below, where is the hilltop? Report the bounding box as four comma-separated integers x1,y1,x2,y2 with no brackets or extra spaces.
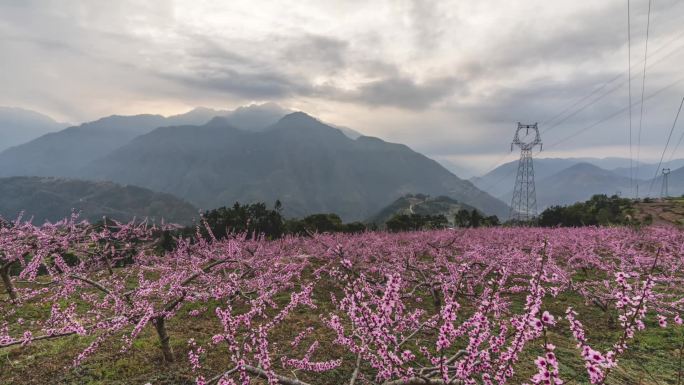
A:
368,194,478,226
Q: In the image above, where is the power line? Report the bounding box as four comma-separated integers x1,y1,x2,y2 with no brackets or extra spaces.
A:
666,114,684,166
542,79,627,134
546,76,684,150
540,43,684,151
540,30,684,135
487,32,684,176
479,46,684,205
478,59,682,202
661,168,671,197
628,0,634,195
510,123,542,220
472,151,519,196
541,75,622,129
539,39,684,139
481,151,517,175
473,3,684,200
648,96,684,194
635,0,653,189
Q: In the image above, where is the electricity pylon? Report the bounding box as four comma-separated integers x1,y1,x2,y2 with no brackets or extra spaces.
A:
510,123,542,221
661,168,671,198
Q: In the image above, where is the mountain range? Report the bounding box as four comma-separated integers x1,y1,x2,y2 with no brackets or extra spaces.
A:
0,105,508,221
472,157,684,209
3,103,680,221
0,103,363,179
0,110,219,178
80,112,509,220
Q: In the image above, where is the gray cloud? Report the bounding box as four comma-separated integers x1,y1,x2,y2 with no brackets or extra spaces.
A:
1,0,683,174
282,34,349,70
329,75,462,110
164,67,311,100
404,0,451,52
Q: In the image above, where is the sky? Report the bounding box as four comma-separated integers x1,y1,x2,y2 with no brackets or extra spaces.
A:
1,0,684,177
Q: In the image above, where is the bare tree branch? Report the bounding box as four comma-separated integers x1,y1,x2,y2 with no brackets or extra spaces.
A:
68,274,111,295
349,353,362,385
0,331,77,348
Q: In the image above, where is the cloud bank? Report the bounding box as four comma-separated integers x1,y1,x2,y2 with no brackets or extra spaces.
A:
1,0,683,175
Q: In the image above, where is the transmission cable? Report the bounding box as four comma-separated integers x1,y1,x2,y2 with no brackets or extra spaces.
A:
540,28,684,135
666,114,684,166
546,76,684,150
540,39,684,137
477,30,684,185
648,96,684,194
628,0,634,195
635,0,653,185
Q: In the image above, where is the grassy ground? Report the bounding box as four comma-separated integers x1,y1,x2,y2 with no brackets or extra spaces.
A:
2,271,683,384
633,198,684,227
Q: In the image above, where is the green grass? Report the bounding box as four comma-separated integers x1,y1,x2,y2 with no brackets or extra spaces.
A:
2,274,683,385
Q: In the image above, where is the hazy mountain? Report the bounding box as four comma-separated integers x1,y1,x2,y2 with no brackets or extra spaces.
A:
167,107,231,126
471,157,654,199
506,163,634,210
471,158,584,198
577,157,648,170
82,112,508,221
0,107,68,152
610,159,684,180
367,194,477,226
473,156,679,209
645,164,684,197
435,157,478,179
0,176,197,224
223,103,292,131
0,110,220,178
328,124,364,140
225,102,363,139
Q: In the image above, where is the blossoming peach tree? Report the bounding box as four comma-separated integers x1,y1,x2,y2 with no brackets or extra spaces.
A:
2,220,683,385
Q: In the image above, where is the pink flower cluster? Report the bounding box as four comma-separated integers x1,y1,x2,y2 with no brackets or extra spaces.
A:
2,221,684,385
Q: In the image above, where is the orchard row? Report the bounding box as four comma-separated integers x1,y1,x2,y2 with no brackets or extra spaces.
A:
1,215,683,385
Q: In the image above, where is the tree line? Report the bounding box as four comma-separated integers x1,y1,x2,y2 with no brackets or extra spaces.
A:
536,194,638,227
156,194,649,248
157,201,503,247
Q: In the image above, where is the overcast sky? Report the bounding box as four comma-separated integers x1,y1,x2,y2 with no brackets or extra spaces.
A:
1,0,683,176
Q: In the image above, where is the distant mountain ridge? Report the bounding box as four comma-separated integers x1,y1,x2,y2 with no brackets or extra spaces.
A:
12,103,679,219
0,113,212,178
532,163,634,209
647,165,684,197
0,105,507,220
470,157,684,209
610,159,684,180
0,176,197,224
0,107,68,152
471,157,651,197
0,103,365,179
79,112,509,221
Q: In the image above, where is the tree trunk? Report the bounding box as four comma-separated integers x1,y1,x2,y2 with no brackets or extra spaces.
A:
154,317,174,363
431,287,441,310
0,266,17,301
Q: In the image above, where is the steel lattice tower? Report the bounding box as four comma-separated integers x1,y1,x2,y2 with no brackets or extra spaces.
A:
510,123,542,221
661,168,671,198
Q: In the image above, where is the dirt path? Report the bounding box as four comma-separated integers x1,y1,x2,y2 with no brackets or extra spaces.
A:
632,198,684,226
